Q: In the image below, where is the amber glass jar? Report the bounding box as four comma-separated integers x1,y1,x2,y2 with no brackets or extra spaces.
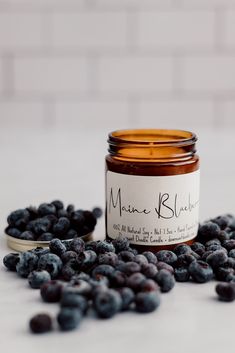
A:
105,129,200,252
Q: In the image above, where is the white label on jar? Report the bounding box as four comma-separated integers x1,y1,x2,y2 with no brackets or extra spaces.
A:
106,170,200,246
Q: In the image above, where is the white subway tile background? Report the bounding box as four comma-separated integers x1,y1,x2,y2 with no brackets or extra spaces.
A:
0,0,235,130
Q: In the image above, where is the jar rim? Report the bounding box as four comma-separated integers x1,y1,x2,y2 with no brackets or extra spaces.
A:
108,129,197,147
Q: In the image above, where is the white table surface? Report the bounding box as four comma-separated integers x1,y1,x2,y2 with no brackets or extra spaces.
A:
0,125,234,353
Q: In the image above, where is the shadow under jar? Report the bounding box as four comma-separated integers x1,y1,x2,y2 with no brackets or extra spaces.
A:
105,129,200,252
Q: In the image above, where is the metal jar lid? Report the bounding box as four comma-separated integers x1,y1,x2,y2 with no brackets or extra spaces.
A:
6,232,93,252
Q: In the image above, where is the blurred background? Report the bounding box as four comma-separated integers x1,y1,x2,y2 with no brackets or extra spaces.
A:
0,0,235,229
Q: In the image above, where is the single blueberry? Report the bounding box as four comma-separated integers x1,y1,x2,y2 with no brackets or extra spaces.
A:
57,308,82,331
142,251,158,265
188,260,213,283
3,253,19,271
109,271,127,288
190,242,205,256
92,207,103,219
38,203,56,217
51,200,64,210
112,237,130,253
174,267,190,282
53,217,70,237
7,209,30,227
141,263,158,278
92,264,115,279
28,270,51,289
116,287,135,311
40,280,63,302
19,231,35,241
38,253,63,279
60,293,88,314
156,250,177,266
126,273,146,292
49,238,67,256
206,250,228,269
154,269,175,293
29,313,53,334
16,251,38,278
69,238,85,254
94,289,122,319
135,292,161,313
5,227,21,238
96,241,115,254
156,262,174,274
140,279,159,292
198,222,220,241
98,252,118,267
173,244,192,256
118,250,135,262
215,282,235,302
61,251,78,264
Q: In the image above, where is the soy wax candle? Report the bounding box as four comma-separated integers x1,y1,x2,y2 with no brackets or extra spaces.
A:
105,129,200,252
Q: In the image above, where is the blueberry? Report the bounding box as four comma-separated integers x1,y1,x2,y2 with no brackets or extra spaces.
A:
61,251,78,264
66,279,92,297
198,222,220,241
205,239,221,248
215,282,235,302
49,238,67,256
92,207,103,219
85,240,98,252
28,270,51,289
65,229,78,240
57,209,69,218
217,231,230,243
33,218,51,236
126,273,146,292
173,244,192,256
89,277,109,298
5,227,21,238
212,215,230,230
142,251,158,265
92,264,115,279
112,237,130,253
229,249,235,259
16,251,38,278
40,280,63,302
122,262,141,276
61,259,80,281
135,292,161,313
60,293,88,314
116,287,135,311
201,250,214,261
30,247,50,257
7,209,30,227
29,313,53,334
174,267,190,282
38,203,56,217
110,271,127,288
190,242,205,256
19,231,35,241
206,250,228,269
26,206,38,220
206,244,223,252
96,241,115,254
177,254,197,267
72,272,90,282
188,260,213,283
118,250,135,262
215,267,235,282
51,200,64,210
57,308,82,331
66,204,75,215
156,262,174,274
94,289,122,319
69,238,85,254
71,210,85,229
43,214,58,225
223,257,235,269
78,250,97,270
98,252,118,267
37,233,54,241
83,210,97,230
134,254,148,268
53,217,70,237
140,279,159,292
38,253,63,279
141,263,158,278
154,269,175,293
3,253,19,271
223,240,235,251
156,250,177,266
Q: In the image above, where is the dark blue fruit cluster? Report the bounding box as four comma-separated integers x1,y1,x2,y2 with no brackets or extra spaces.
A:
3,213,235,334
4,236,173,333
5,201,102,241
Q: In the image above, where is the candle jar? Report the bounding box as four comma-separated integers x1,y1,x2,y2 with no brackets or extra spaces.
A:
105,129,200,252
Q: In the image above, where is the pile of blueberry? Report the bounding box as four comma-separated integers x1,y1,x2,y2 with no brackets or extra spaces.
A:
3,213,235,334
5,200,102,241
